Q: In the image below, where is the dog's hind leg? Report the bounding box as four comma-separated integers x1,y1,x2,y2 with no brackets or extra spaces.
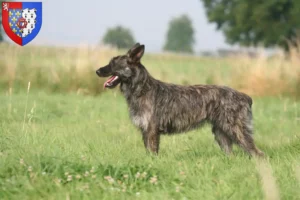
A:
227,124,264,157
212,126,233,155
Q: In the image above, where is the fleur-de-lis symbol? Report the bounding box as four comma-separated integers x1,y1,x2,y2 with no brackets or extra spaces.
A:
3,3,9,11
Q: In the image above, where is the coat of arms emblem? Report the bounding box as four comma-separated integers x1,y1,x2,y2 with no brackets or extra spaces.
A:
2,2,42,46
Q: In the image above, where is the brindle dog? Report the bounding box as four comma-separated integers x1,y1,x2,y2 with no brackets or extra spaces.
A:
96,43,264,157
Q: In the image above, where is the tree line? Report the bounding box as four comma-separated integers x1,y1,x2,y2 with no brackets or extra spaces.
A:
102,0,300,53
103,15,195,53
1,0,299,52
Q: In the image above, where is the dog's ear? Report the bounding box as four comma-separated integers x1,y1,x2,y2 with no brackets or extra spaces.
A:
128,44,145,63
127,43,140,56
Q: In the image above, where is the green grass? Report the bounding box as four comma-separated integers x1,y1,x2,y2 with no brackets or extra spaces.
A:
0,90,299,199
0,43,299,199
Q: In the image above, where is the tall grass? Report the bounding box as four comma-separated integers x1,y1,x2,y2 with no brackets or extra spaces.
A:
0,43,117,95
227,42,300,98
0,42,299,98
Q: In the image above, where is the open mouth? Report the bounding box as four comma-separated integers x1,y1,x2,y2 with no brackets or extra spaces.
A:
103,75,121,88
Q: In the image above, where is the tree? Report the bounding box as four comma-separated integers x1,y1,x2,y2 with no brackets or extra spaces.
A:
201,0,300,50
102,26,135,49
164,15,195,53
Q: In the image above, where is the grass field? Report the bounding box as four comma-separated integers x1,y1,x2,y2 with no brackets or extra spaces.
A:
0,44,300,199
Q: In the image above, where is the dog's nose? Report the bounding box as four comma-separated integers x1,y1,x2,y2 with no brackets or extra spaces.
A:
96,70,101,76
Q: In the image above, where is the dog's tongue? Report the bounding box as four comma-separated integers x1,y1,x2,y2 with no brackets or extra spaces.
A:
104,76,118,88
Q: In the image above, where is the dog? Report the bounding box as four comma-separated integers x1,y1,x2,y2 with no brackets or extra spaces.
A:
96,43,264,157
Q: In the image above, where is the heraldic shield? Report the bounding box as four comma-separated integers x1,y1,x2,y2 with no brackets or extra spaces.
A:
2,2,42,46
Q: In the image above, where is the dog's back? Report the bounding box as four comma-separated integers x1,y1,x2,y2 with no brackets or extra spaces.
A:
129,80,252,134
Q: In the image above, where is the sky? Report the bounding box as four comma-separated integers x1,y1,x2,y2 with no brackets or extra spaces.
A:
10,0,234,52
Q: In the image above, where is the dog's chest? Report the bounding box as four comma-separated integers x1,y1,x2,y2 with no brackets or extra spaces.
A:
130,111,151,131
129,99,153,131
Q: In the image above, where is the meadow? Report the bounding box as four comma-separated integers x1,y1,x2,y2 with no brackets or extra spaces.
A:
0,43,300,199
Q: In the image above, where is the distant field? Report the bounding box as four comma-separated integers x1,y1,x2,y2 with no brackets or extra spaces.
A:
0,43,236,95
0,44,300,199
0,43,299,97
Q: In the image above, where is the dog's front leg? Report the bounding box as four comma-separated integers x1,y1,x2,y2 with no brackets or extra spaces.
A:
142,130,160,154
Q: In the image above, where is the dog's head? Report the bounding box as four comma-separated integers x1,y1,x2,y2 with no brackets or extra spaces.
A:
96,43,145,89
